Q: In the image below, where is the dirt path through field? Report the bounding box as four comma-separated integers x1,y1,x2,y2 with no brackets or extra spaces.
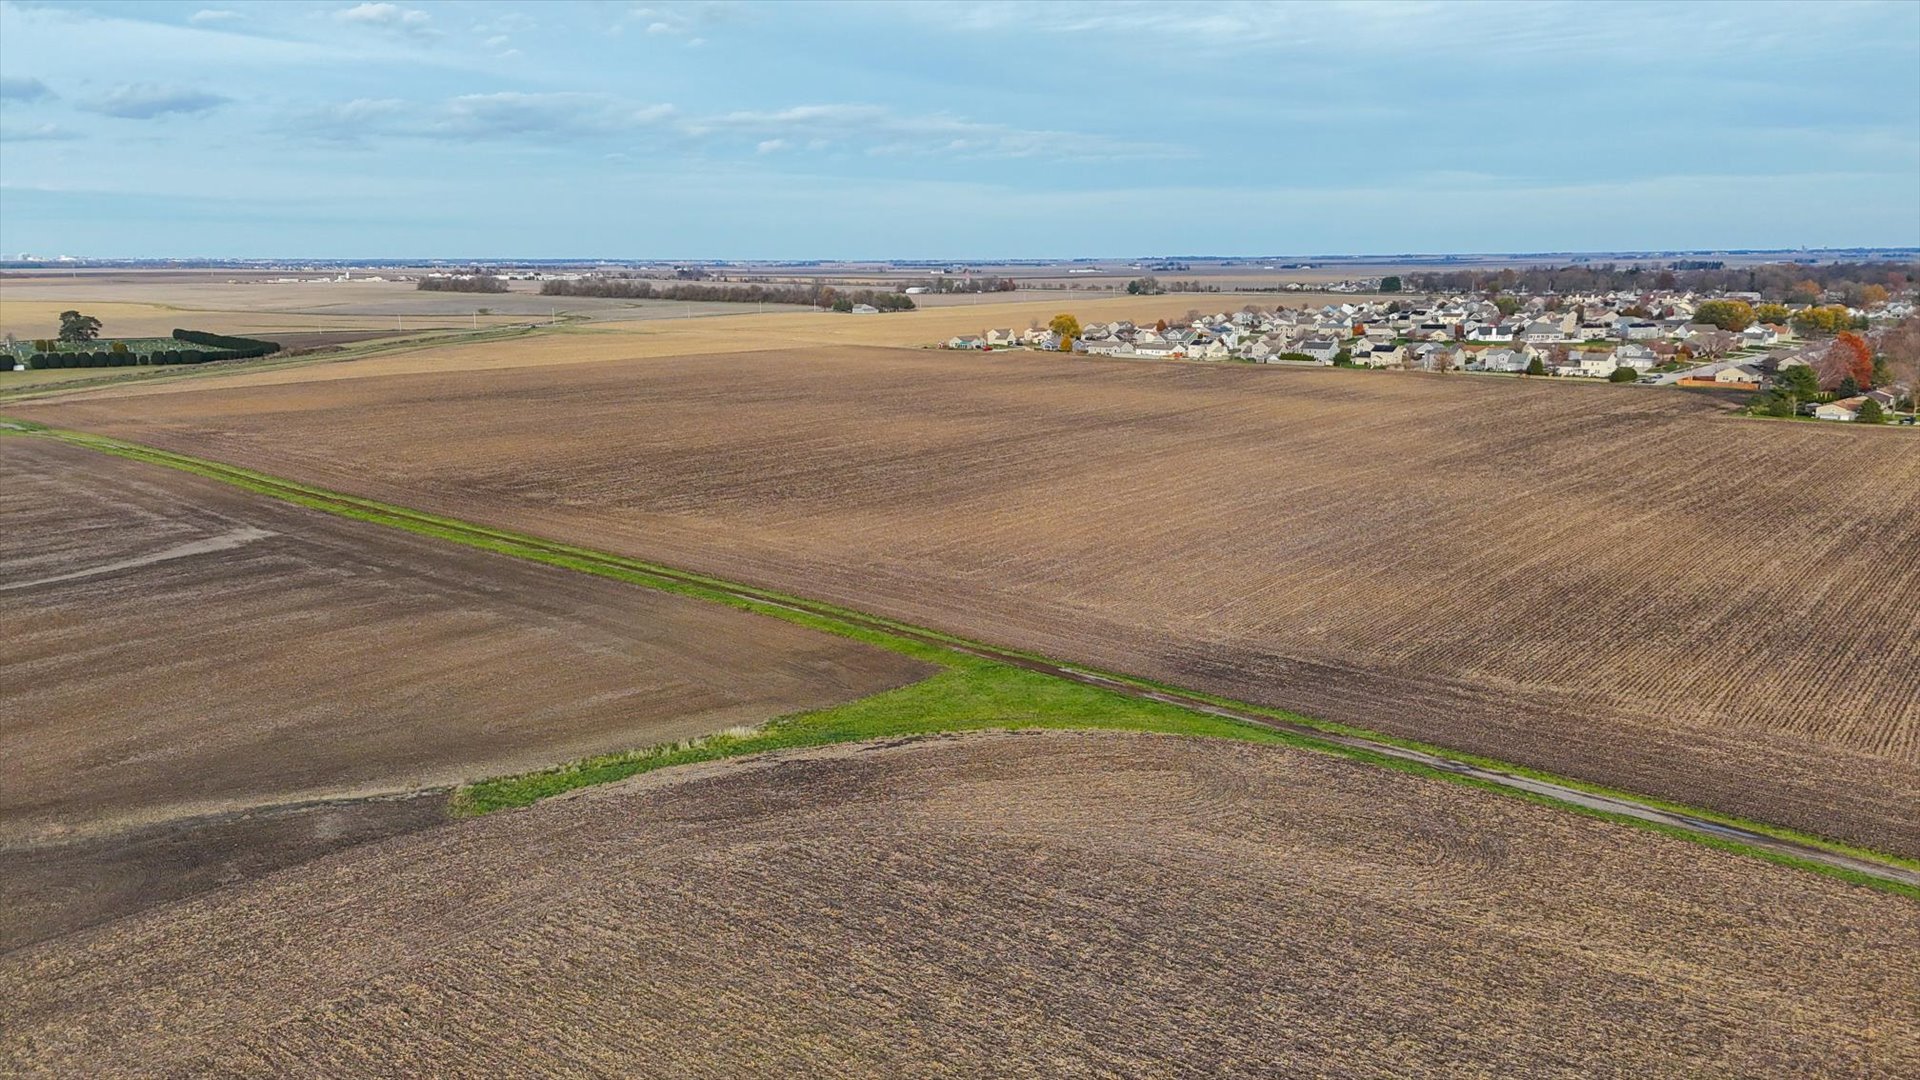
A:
0,525,275,592
6,730,1914,1077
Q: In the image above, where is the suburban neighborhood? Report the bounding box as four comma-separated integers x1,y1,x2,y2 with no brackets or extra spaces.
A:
944,282,1919,424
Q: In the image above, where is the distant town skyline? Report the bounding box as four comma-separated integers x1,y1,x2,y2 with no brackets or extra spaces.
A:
2,0,1917,258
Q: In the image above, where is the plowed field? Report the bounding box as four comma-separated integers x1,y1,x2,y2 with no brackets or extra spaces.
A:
0,439,929,946
4,731,1913,1077
15,345,1920,854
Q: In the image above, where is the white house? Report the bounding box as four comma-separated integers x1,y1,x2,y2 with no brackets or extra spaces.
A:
1813,397,1866,421
1558,349,1618,378
1474,348,1533,373
1613,344,1659,371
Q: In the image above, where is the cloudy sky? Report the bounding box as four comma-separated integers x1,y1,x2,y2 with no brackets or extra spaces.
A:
1,0,1916,258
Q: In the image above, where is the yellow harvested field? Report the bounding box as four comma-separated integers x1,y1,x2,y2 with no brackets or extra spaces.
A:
10,293,1305,399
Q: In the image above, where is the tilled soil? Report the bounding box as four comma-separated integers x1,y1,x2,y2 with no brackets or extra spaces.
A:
18,346,1917,854
0,439,931,946
3,730,1913,1078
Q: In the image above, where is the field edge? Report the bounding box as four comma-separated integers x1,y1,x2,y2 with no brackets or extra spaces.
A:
13,421,1915,899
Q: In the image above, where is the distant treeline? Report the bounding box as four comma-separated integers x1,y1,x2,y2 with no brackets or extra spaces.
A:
540,278,916,311
417,274,508,293
921,277,1016,294
1402,261,1914,304
23,329,280,370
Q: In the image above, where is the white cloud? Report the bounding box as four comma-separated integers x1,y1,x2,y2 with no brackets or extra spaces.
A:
336,2,439,38
692,103,1183,161
84,84,231,119
756,138,788,154
0,122,80,142
299,93,676,142
188,8,243,24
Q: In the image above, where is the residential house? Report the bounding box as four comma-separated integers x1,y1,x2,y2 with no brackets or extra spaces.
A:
947,335,983,350
1711,363,1764,385
1813,397,1867,422
1354,344,1405,368
1299,338,1340,363
984,328,1017,347
1613,343,1659,371
1518,321,1565,345
1473,348,1533,373
1558,349,1618,378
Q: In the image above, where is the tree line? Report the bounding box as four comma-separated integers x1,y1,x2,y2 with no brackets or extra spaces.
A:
417,274,508,293
1400,261,1912,304
23,327,280,370
540,278,915,311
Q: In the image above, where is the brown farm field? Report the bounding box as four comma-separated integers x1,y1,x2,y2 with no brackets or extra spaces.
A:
17,345,1919,856
4,731,1914,1077
0,438,929,947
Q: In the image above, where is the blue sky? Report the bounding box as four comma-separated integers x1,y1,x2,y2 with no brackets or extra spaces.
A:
1,0,1916,258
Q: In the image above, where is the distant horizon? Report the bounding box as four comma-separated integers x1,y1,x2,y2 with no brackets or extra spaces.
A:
8,246,1919,267
3,1,1916,257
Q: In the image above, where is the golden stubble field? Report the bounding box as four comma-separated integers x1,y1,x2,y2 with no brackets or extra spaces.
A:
0,271,1323,345
0,439,928,947
4,731,1914,1076
19,345,1919,855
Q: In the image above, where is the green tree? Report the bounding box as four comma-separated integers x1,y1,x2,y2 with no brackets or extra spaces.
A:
1692,300,1755,332
1775,364,1821,402
1380,275,1402,293
57,310,102,343
1494,296,1523,317
1525,356,1546,376
1856,399,1885,423
1608,366,1638,383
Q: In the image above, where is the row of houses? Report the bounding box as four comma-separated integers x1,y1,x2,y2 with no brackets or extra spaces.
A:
936,289,1915,420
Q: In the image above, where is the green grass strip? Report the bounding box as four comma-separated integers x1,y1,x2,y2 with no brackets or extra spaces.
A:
16,423,1917,898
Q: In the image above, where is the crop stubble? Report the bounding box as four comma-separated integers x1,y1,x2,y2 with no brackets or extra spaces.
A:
0,438,929,946
2,731,1913,1077
15,345,1920,855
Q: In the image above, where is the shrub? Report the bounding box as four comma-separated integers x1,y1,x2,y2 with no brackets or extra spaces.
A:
1608,366,1639,383
171,329,281,359
1856,399,1886,424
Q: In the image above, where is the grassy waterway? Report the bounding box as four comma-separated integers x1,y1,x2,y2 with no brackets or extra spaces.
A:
9,420,1915,899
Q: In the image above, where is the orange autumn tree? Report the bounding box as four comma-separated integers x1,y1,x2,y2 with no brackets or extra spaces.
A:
1819,331,1874,391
